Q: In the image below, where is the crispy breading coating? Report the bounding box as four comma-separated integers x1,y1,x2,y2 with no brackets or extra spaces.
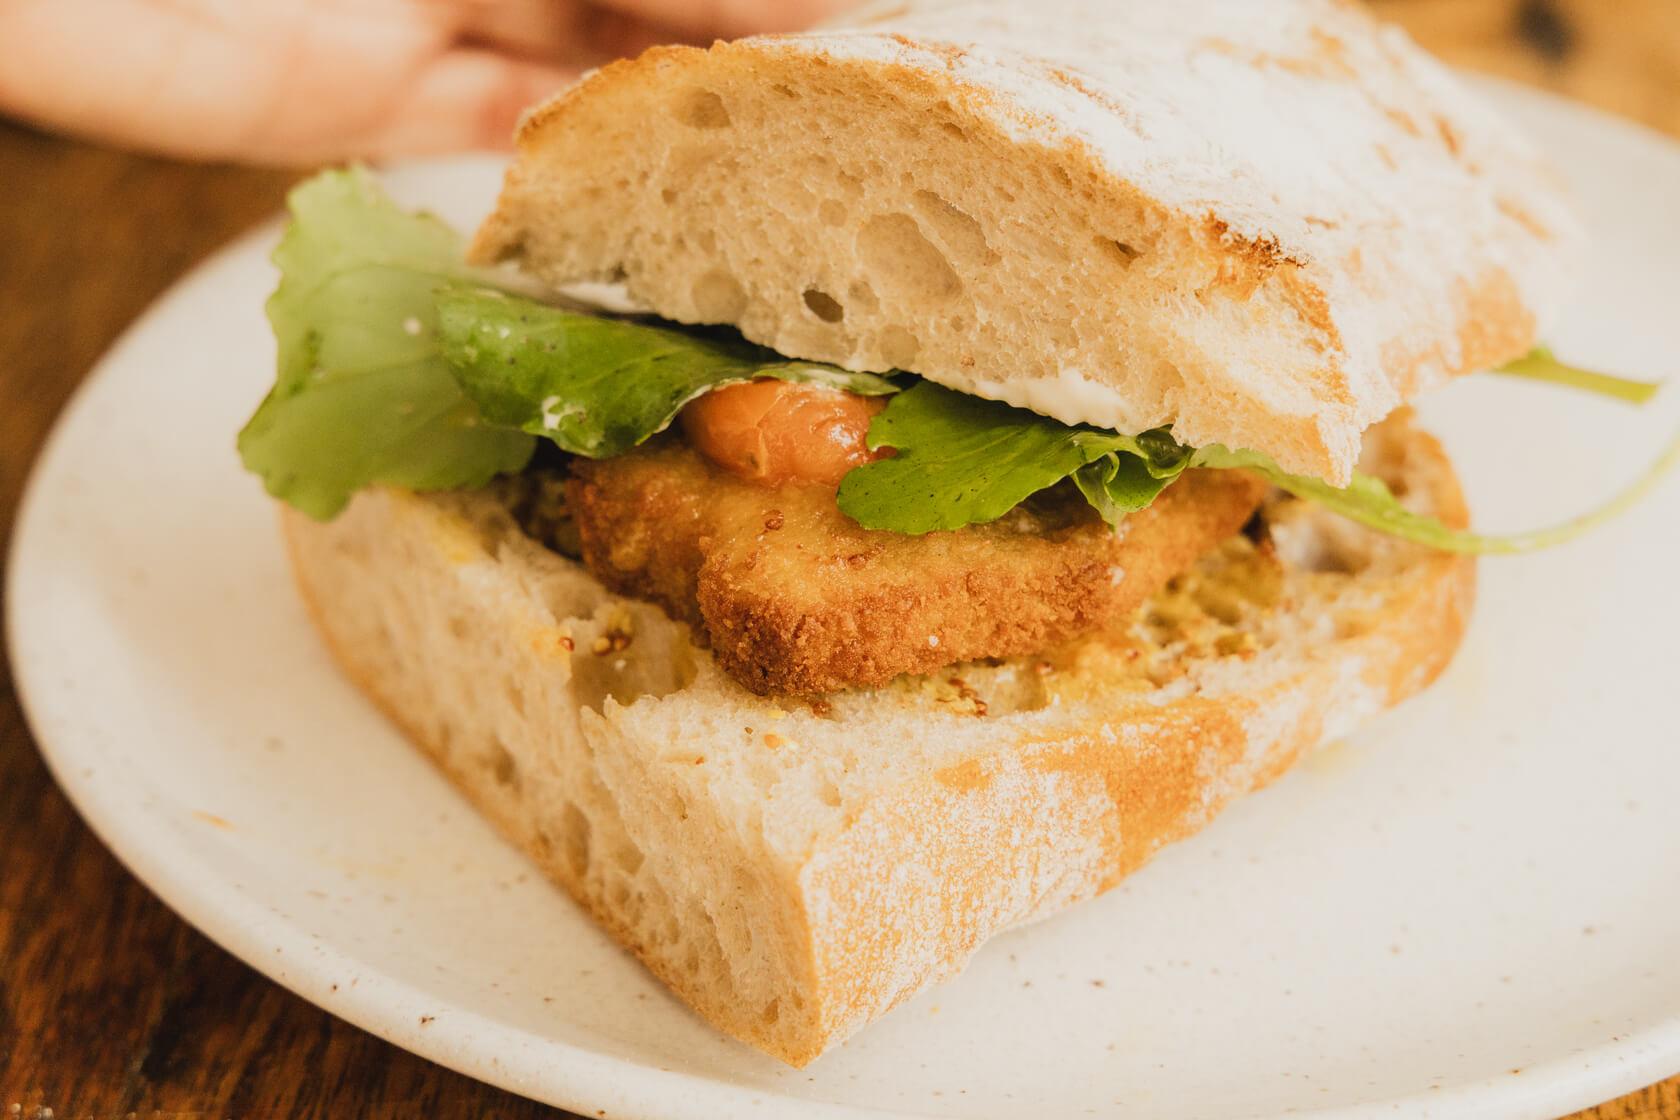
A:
565,438,1267,695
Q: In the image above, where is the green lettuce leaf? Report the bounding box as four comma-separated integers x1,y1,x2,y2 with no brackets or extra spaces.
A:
837,382,1188,533
839,378,1680,554
1496,346,1662,405
1193,433,1680,554
1073,453,1175,525
238,168,534,520
436,288,898,458
837,383,1111,533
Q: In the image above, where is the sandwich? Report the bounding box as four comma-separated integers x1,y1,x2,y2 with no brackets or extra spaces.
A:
238,0,1675,1066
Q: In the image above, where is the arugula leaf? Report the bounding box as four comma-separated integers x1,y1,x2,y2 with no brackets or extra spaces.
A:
436,288,897,458
838,382,1191,533
840,378,1680,553
1192,352,1674,552
1496,346,1662,405
836,383,1114,533
1193,432,1680,554
1073,453,1175,525
238,169,534,520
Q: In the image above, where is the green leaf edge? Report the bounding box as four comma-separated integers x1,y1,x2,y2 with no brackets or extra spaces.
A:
1495,346,1663,405
839,365,1680,555
236,167,535,521
435,286,899,460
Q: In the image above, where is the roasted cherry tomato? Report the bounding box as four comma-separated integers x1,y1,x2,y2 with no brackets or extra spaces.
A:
680,379,888,487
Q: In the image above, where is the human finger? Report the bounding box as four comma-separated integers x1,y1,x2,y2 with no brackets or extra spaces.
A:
588,0,854,39
0,0,570,164
350,47,576,160
449,0,697,65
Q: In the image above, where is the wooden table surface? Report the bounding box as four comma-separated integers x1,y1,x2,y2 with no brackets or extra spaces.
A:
2,1,1677,1117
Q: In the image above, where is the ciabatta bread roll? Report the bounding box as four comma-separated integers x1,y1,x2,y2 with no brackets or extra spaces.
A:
472,0,1575,483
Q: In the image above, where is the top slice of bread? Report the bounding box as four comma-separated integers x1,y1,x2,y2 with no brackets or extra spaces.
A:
281,412,1474,1065
470,0,1577,483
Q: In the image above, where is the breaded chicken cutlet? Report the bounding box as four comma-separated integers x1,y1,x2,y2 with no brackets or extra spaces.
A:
549,438,1267,695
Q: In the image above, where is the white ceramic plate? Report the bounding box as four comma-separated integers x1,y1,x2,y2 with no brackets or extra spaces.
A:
10,83,1680,1120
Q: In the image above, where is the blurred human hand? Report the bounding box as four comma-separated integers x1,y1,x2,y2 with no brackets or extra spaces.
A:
0,0,848,165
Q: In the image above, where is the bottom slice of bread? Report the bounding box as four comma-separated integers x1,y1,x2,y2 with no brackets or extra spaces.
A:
281,412,1475,1066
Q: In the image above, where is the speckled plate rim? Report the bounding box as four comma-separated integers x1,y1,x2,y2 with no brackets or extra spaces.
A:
9,81,1680,1120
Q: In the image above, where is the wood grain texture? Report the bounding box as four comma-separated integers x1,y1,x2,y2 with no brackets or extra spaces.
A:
0,124,574,1119
1372,0,1680,138
1,2,1677,1117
